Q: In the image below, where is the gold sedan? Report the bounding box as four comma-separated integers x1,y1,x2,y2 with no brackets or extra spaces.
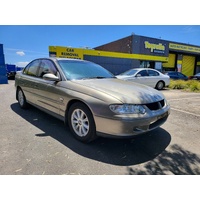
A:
15,58,170,143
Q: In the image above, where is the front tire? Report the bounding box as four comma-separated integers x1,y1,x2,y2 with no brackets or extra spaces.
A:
68,102,97,143
17,88,28,109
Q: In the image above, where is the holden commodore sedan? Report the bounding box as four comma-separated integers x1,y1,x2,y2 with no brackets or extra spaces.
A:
15,58,170,143
116,68,170,90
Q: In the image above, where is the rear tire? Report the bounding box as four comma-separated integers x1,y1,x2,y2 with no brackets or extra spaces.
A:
68,102,97,143
156,81,164,90
17,88,28,109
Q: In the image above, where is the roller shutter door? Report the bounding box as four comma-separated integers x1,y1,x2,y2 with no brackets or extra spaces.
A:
182,55,195,76
162,53,176,68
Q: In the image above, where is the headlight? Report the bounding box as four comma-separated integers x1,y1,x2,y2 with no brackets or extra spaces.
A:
109,104,146,114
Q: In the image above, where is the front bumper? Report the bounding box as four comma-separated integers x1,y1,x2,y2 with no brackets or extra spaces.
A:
94,105,170,137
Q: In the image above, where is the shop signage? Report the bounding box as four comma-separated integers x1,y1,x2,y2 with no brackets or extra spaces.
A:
169,43,200,53
61,48,83,59
144,41,165,54
49,46,84,59
132,35,169,56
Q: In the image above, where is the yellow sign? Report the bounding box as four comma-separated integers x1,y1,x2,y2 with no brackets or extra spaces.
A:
144,41,165,52
169,43,200,53
49,46,168,62
49,46,83,59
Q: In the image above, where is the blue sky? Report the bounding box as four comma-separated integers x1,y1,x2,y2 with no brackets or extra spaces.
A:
1,1,200,68
1,25,200,67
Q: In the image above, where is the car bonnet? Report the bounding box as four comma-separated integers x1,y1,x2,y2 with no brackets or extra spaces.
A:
72,78,165,104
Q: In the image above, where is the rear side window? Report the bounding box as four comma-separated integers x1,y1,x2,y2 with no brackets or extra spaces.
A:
178,73,185,78
23,60,41,77
148,70,159,76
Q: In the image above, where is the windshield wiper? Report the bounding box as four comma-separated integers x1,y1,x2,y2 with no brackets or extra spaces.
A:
82,76,107,79
93,76,106,79
79,76,115,80
89,76,116,79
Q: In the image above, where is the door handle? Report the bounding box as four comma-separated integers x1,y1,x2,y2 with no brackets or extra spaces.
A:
59,97,64,102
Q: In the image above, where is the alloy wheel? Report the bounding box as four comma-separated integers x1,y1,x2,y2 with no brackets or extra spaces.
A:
71,108,89,137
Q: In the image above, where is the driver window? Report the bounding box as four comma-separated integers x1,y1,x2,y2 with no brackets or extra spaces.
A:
38,60,58,78
137,70,148,77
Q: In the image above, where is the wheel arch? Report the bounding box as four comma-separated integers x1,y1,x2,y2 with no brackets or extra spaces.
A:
64,99,94,124
66,99,97,143
16,86,22,101
155,80,165,90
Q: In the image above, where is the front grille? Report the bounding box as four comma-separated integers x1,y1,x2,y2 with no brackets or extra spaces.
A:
145,99,165,111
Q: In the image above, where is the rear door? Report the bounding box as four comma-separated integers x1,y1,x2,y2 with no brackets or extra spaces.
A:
20,59,41,104
132,69,149,86
146,69,160,87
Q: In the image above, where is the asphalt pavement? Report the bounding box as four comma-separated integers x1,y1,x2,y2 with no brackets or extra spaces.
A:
1,80,200,175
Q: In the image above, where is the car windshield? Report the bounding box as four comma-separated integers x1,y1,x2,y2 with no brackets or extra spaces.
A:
58,60,115,80
195,73,200,76
120,69,138,76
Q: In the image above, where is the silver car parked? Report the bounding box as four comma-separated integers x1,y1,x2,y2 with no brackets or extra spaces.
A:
15,58,170,143
116,68,170,90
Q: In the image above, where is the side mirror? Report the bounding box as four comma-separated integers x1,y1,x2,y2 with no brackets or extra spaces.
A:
43,73,60,81
136,74,141,77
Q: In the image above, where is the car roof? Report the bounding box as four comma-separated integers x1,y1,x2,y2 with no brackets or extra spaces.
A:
166,71,179,74
49,57,87,62
33,57,89,63
129,68,158,71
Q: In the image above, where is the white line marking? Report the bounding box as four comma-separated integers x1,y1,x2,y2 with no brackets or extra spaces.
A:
171,108,200,117
168,97,200,101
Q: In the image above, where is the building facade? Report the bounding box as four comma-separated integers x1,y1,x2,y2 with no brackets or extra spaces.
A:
49,34,200,76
